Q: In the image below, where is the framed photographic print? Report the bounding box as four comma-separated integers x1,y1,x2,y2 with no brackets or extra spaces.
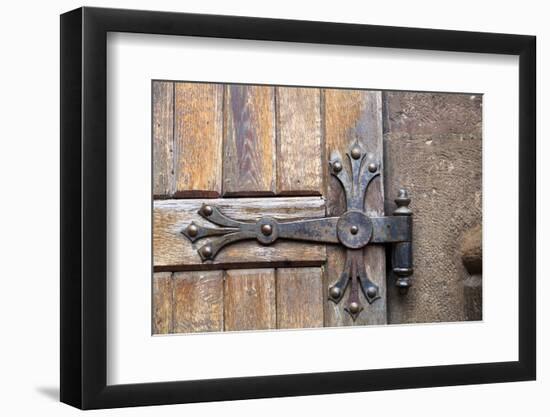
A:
60,6,536,409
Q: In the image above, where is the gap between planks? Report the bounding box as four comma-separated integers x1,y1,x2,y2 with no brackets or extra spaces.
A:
153,267,325,334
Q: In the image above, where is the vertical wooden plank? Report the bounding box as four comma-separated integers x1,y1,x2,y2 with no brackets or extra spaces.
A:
323,89,386,326
174,82,223,197
223,85,276,195
224,269,276,331
276,267,324,329
173,271,223,333
152,272,173,334
276,87,323,195
152,81,174,197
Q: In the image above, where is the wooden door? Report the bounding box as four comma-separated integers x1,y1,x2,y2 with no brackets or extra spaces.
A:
152,81,386,334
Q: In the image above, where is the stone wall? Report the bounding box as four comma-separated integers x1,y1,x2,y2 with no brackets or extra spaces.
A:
383,92,483,323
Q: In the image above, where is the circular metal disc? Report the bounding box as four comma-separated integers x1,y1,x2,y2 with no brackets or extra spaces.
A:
336,210,373,249
256,217,279,245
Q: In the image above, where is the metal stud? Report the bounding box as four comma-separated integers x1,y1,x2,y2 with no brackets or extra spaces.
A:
201,245,213,258
348,302,360,314
329,286,341,299
351,146,362,159
179,140,414,322
366,286,377,298
187,224,199,237
261,224,273,236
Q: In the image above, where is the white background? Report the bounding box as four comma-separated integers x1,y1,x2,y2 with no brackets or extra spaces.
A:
0,0,546,416
108,34,518,384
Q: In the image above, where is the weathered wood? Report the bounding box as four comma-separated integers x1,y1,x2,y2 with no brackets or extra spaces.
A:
153,197,327,270
173,271,223,333
152,81,174,197
224,269,276,331
276,267,324,329
174,82,223,197
223,85,276,196
323,89,386,326
152,272,173,334
276,87,323,195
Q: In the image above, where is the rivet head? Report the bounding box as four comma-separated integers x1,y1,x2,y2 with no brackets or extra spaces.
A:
366,286,377,298
202,205,213,216
367,162,377,173
332,161,343,172
348,302,360,314
187,224,198,237
201,245,213,257
329,286,341,299
350,225,359,235
261,224,273,236
351,146,362,159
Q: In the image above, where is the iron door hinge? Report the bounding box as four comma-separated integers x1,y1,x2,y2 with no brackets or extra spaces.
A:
181,141,413,320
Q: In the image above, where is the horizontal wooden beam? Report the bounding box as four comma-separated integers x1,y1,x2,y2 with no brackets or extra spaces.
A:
154,197,327,270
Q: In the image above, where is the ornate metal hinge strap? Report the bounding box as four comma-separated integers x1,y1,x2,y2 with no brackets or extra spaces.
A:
181,141,413,320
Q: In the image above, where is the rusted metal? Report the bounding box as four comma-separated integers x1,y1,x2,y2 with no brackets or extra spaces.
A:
327,249,380,320
391,189,413,294
181,140,413,320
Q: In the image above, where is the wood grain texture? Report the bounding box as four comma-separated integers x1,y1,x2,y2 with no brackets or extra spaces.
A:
152,272,173,334
276,87,323,195
223,85,276,196
173,271,223,333
152,81,174,197
224,269,276,331
174,82,223,197
153,197,327,270
323,89,387,326
276,267,324,329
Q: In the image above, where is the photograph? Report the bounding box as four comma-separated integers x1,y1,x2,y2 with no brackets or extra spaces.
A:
0,0,543,414
54,5,537,411
152,81,483,334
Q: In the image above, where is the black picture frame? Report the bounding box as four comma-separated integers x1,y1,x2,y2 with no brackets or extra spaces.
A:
60,6,536,410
